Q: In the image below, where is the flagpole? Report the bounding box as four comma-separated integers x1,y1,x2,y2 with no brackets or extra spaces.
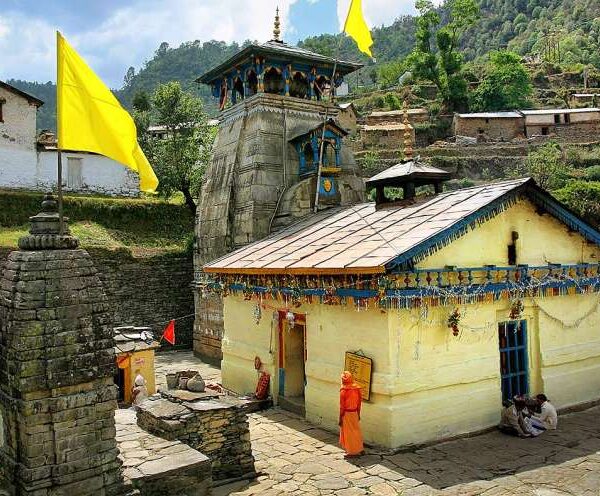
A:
57,151,64,235
56,31,65,236
313,12,348,214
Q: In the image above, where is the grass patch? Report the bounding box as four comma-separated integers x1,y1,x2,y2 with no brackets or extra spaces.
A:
0,189,194,253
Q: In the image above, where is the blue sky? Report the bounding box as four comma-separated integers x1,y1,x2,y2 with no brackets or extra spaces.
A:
0,0,421,87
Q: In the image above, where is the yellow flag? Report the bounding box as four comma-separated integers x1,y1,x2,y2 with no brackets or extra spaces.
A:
56,32,158,193
343,0,374,58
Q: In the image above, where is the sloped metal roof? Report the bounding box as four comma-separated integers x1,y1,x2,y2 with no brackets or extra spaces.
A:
204,178,533,275
197,40,362,84
521,108,600,115
456,112,522,119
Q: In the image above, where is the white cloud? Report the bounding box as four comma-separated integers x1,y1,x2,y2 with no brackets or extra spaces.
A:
337,0,442,29
0,0,299,86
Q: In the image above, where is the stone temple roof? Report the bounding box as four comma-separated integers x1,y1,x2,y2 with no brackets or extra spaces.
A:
197,40,362,84
204,178,545,275
366,160,451,189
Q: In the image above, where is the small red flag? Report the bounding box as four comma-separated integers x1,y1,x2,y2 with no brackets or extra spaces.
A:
162,320,175,345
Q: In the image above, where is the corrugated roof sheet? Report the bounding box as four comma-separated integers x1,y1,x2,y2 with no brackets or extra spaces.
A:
361,124,412,131
456,112,522,119
204,178,531,275
521,108,600,115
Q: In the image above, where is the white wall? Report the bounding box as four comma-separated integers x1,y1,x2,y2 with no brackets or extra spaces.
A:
38,151,140,197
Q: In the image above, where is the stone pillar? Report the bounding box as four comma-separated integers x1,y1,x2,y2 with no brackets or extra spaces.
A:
0,193,125,495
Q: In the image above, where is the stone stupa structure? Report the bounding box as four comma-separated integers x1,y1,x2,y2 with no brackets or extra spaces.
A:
0,193,125,495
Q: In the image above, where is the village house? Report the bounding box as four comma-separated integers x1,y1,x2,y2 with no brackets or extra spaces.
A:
337,102,358,135
453,107,600,143
0,80,140,196
453,111,526,141
201,161,600,449
521,108,600,141
355,108,425,151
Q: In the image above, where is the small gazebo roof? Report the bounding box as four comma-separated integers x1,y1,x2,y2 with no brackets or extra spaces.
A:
197,40,362,85
366,160,451,189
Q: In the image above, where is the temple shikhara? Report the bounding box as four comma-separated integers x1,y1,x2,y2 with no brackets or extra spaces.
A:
193,12,365,361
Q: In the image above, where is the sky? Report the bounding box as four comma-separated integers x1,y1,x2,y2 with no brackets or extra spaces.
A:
0,0,425,88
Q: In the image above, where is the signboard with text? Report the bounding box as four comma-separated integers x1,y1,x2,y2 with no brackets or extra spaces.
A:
344,352,373,401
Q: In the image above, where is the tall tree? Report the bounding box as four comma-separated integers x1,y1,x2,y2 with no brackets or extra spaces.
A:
136,82,215,214
470,50,533,111
407,0,479,111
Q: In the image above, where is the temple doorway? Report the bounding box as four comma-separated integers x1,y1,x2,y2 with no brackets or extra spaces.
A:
278,311,306,416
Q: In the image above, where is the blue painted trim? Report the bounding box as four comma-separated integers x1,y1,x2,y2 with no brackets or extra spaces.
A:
384,183,600,272
527,187,600,245
218,276,600,301
385,192,522,271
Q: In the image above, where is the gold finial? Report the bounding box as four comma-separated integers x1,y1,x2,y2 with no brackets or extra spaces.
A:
273,7,281,42
402,99,413,162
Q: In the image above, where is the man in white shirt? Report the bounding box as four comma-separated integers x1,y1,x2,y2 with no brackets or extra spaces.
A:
531,393,558,430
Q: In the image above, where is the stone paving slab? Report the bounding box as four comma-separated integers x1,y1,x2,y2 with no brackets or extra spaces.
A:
220,406,600,496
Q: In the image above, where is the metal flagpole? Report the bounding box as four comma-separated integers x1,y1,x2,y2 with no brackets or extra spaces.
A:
56,31,65,236
57,150,64,235
313,21,346,214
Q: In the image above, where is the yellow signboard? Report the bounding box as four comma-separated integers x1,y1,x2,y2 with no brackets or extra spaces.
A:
344,352,373,401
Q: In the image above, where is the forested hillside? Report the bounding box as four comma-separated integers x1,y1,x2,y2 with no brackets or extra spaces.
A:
8,0,600,131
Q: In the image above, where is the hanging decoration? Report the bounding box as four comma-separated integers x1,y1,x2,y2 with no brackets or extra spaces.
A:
509,299,524,320
253,302,262,324
202,263,600,312
447,308,461,336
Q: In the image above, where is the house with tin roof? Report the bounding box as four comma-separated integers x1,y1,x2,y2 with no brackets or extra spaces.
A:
202,158,600,448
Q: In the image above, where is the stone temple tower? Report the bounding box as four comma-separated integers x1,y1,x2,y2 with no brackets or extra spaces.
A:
193,12,365,361
0,194,124,495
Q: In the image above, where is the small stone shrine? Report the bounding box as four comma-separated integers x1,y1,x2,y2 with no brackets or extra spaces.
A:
137,389,255,481
0,193,125,495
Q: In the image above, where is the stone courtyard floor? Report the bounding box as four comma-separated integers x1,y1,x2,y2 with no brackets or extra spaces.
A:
155,352,600,496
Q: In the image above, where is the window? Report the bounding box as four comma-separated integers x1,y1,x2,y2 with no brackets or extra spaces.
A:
541,127,549,136
554,114,560,124
66,157,83,189
508,244,517,265
564,113,570,124
0,98,5,123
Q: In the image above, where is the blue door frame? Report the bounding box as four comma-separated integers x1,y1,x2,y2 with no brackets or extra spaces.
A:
498,320,529,402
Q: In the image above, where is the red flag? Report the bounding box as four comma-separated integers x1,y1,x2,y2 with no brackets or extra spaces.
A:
162,320,175,345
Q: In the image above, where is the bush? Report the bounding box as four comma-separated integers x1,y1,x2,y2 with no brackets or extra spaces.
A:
0,190,194,247
585,165,600,181
553,180,600,227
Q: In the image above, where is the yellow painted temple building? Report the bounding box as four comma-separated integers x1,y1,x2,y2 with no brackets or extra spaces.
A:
202,163,600,448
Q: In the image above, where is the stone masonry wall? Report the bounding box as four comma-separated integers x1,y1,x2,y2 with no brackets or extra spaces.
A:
0,248,195,349
137,396,255,481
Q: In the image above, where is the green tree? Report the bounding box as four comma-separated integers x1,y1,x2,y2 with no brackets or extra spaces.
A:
132,90,152,112
554,180,600,227
407,0,479,111
138,82,215,214
513,141,569,190
470,50,533,111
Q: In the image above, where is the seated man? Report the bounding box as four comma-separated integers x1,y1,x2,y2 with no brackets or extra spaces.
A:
499,396,542,437
531,393,558,431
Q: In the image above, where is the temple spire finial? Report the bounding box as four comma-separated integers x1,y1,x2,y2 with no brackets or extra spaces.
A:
273,6,281,42
402,99,413,162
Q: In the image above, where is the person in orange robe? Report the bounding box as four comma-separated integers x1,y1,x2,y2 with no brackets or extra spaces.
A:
339,371,364,457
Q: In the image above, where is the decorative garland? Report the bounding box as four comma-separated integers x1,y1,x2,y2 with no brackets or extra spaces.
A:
203,264,600,311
